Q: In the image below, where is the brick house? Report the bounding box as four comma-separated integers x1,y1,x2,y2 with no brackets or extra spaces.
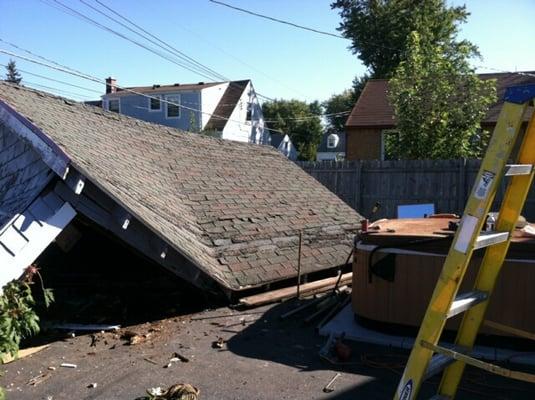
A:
345,72,535,160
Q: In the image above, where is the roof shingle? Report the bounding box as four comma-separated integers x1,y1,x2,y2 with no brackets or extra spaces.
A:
0,82,362,290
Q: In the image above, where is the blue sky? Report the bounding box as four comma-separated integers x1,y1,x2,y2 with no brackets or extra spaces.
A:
0,0,534,103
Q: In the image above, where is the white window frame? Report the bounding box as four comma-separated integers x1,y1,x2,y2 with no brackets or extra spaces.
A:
148,95,162,112
107,98,120,113
327,136,337,149
165,94,181,119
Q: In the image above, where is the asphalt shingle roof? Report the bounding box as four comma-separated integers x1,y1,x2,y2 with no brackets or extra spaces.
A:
346,72,535,128
0,82,362,290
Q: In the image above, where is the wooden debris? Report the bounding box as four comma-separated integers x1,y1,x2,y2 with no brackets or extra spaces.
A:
212,337,224,349
323,373,341,393
173,352,190,363
27,372,51,386
280,295,327,319
304,295,339,323
51,323,120,332
1,344,49,364
148,383,200,400
239,273,352,307
121,330,147,345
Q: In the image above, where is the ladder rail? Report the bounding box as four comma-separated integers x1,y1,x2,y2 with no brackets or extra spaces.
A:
393,100,529,400
438,105,535,398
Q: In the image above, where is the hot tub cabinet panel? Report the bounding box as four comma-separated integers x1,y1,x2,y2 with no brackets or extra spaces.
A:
352,245,535,337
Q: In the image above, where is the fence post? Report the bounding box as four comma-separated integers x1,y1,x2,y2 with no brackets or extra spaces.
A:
458,158,466,214
355,160,362,211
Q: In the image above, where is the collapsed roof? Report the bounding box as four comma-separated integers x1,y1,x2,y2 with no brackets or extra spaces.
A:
0,82,362,291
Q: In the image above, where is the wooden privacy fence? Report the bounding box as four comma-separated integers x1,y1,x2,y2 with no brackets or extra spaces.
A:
297,159,535,220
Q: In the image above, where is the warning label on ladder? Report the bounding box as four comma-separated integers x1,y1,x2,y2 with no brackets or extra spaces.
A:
474,170,495,199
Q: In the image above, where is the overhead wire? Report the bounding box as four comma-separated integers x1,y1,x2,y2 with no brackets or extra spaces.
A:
79,0,228,81
208,0,535,81
208,0,345,40
21,80,93,100
40,0,276,102
0,63,102,94
40,0,222,82
0,47,287,134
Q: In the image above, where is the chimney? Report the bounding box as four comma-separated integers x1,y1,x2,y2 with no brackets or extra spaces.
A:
105,77,117,94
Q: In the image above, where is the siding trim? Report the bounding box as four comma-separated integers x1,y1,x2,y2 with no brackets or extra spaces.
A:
0,100,70,178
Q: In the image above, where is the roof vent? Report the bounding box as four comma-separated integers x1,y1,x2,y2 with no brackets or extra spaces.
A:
152,84,161,89
198,82,205,85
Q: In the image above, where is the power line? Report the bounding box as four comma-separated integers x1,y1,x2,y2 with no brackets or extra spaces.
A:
0,46,286,134
264,110,351,123
21,80,93,99
209,0,346,39
0,63,102,94
41,0,275,102
40,0,222,82
88,0,228,82
86,0,275,102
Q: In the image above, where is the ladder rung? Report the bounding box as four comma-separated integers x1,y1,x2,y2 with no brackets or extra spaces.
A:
505,164,533,176
447,290,488,318
424,353,455,380
420,340,535,383
474,231,509,249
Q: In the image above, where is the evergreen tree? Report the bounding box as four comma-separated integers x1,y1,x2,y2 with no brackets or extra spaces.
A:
5,59,22,84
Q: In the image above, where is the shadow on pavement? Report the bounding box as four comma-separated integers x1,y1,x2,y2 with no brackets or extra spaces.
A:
226,298,535,400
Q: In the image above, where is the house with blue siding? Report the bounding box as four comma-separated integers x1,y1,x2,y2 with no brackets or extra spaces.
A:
101,78,268,145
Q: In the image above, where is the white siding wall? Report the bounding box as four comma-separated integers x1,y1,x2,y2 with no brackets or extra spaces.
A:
200,83,228,129
222,81,266,144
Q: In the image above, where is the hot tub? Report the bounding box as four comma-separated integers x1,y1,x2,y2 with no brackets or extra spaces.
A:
352,218,535,337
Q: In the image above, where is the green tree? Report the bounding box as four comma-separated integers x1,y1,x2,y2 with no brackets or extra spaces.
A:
5,59,22,84
323,89,357,133
263,99,323,161
331,0,472,78
386,31,496,159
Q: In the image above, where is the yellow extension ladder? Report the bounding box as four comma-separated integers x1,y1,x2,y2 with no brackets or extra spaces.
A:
394,84,535,400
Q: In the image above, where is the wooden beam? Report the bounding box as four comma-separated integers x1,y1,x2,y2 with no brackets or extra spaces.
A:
53,180,216,291
484,320,535,341
239,273,352,307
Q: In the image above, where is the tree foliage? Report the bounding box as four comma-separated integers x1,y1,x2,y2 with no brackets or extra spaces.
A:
323,89,357,133
322,75,369,133
0,266,53,358
263,99,322,161
5,59,22,84
387,31,496,159
331,0,472,78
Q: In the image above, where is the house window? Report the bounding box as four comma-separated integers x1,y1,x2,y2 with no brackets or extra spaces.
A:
108,99,120,113
166,95,180,118
149,96,161,111
246,103,252,121
327,133,339,149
